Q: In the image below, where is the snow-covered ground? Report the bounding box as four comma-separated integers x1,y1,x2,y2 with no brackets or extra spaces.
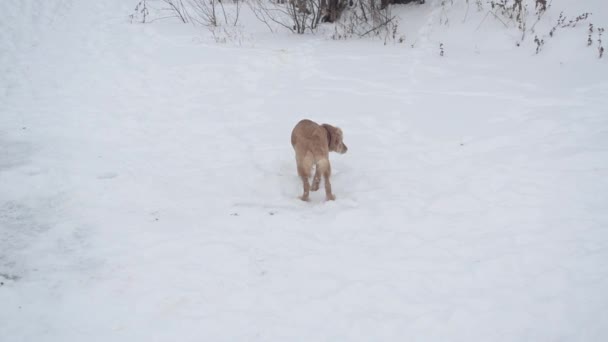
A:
1,0,608,341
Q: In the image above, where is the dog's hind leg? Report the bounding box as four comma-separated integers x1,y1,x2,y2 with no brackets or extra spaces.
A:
317,159,335,201
297,152,314,201
311,164,321,191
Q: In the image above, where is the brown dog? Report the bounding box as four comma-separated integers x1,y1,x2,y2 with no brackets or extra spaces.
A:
291,119,348,201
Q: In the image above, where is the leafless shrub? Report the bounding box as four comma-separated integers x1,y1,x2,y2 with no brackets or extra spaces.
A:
130,0,150,23
130,0,241,27
548,11,563,37
533,35,543,53
249,0,410,37
535,0,546,13
163,0,190,23
490,0,531,42
464,1,598,56
547,12,590,38
188,0,241,28
490,0,526,26
249,0,325,34
475,0,483,11
130,0,194,23
598,27,605,58
332,0,398,40
524,11,588,55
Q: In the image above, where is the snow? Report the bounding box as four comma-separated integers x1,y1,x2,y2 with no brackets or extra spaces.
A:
1,0,608,341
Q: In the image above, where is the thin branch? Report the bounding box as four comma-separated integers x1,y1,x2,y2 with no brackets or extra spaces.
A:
358,15,396,37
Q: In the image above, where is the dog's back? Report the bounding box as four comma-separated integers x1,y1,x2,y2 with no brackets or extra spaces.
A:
291,119,329,160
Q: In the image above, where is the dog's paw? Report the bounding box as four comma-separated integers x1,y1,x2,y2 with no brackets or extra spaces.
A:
300,195,310,202
325,194,336,201
311,183,320,191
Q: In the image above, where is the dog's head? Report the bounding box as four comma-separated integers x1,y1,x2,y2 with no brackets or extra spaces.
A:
323,124,348,154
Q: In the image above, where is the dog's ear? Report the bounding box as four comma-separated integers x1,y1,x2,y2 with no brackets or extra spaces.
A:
322,124,342,151
322,124,335,149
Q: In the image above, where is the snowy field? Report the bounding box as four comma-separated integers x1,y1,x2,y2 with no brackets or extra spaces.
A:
2,0,608,341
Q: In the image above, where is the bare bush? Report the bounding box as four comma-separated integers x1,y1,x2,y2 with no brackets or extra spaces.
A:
130,0,241,28
489,0,533,41
130,0,150,23
188,0,241,27
130,0,193,23
463,1,597,56
249,0,406,36
533,35,544,54
332,0,399,41
131,0,420,38
163,0,190,23
250,0,307,34
249,0,331,34
598,27,605,58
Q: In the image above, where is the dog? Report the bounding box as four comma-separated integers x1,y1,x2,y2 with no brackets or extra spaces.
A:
291,119,348,201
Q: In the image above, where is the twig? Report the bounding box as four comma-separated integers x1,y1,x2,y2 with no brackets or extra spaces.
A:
489,10,509,28
463,0,470,23
358,16,396,37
